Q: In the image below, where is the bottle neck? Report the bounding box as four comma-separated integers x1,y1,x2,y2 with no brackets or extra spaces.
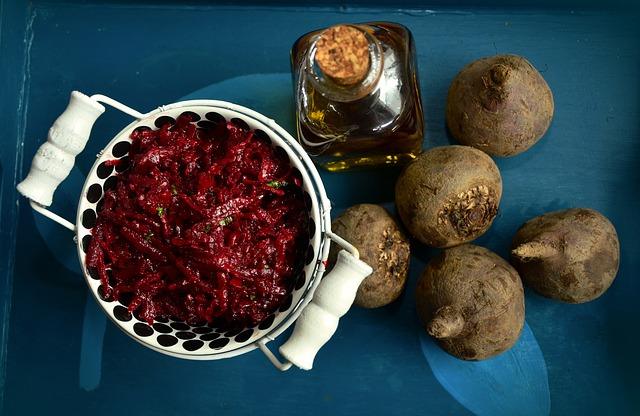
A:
304,26,384,103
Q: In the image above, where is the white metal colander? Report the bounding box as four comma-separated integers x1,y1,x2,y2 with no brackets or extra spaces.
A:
17,91,372,371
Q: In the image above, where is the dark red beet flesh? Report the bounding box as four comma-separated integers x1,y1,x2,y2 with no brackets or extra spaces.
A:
86,114,309,329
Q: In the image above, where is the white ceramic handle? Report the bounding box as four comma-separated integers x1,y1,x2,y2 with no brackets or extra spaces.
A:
17,91,105,207
279,249,372,370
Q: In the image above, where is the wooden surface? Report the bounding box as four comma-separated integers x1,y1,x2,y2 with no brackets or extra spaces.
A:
1,2,639,415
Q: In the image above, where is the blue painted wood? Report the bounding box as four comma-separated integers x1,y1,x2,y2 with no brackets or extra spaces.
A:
0,0,30,407
78,291,107,392
60,0,639,11
420,323,550,416
32,167,84,274
2,2,640,416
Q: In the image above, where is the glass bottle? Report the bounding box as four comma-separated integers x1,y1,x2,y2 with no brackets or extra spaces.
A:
291,22,424,171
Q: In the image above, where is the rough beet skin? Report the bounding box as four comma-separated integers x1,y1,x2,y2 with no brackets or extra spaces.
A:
511,208,619,303
395,145,502,248
329,204,410,308
416,244,525,360
446,54,554,157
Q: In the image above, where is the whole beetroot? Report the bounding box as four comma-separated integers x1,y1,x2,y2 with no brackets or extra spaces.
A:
446,54,554,157
511,208,620,303
330,204,410,308
416,244,525,360
395,145,502,248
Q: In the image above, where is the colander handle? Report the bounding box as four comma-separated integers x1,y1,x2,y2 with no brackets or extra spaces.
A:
278,239,372,371
17,91,105,209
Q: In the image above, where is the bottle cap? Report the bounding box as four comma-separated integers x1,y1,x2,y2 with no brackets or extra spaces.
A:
315,25,371,86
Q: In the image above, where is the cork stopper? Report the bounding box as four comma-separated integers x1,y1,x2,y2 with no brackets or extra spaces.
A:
315,25,371,86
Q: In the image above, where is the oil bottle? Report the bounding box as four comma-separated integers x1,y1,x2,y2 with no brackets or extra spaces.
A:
291,22,424,171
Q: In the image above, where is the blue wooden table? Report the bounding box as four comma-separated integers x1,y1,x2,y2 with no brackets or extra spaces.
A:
1,1,639,415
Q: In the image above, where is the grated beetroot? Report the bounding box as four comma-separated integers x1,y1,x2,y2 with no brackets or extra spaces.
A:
86,114,309,329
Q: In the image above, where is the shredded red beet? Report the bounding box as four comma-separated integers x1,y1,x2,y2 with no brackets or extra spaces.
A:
86,114,309,329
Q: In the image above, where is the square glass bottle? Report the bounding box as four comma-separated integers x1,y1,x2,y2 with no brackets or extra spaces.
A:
291,22,425,171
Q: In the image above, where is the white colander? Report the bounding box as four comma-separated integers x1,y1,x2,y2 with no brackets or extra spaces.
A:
17,91,372,371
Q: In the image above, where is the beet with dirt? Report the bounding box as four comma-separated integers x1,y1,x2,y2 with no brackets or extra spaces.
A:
446,54,554,157
395,145,502,248
511,208,619,303
416,244,525,360
330,204,410,308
